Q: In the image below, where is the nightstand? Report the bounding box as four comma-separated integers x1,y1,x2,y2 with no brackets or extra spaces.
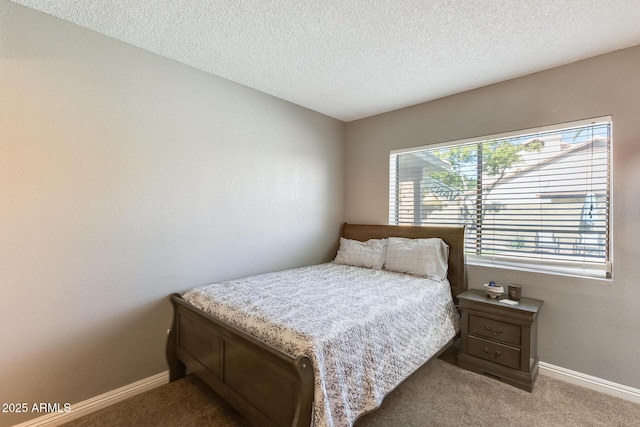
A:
457,289,543,392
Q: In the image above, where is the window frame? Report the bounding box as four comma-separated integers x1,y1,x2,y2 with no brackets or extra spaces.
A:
389,116,613,279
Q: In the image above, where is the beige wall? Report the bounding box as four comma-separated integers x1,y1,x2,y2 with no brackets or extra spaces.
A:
0,2,344,425
346,45,640,389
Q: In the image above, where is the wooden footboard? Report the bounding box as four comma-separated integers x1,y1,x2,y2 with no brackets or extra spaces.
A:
167,293,314,427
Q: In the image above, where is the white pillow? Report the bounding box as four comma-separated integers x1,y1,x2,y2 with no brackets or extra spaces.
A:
334,237,387,270
383,237,449,280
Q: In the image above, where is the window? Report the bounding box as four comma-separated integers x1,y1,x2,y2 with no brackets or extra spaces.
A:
390,117,612,278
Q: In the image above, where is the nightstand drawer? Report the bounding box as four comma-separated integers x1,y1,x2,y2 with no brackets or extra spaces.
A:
469,314,521,346
467,336,520,370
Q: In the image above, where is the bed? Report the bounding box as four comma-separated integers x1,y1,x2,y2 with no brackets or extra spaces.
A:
167,223,467,427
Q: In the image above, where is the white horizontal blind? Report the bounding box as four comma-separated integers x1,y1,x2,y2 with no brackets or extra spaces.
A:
390,118,612,278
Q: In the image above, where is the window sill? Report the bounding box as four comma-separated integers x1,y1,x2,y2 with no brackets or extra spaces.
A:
466,255,612,281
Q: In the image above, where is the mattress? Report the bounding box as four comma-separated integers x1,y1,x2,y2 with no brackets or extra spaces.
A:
182,262,460,427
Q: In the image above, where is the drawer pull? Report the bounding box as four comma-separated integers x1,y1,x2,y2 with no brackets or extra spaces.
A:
485,325,502,335
483,347,501,358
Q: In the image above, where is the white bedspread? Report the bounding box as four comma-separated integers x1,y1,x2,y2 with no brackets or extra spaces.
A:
182,262,460,427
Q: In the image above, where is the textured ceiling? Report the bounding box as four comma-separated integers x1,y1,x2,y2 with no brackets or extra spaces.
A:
10,1,640,121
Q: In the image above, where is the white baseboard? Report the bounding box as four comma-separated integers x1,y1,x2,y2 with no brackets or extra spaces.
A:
13,371,169,427
539,361,640,404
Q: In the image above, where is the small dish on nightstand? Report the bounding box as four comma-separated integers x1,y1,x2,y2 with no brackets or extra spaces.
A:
483,283,504,298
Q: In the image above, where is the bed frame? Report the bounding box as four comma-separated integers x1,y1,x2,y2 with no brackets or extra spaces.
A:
167,223,467,427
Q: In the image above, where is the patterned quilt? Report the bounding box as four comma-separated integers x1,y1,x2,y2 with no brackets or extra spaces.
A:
183,262,460,427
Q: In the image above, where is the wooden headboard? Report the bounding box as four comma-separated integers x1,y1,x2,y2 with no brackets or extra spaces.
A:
341,223,468,302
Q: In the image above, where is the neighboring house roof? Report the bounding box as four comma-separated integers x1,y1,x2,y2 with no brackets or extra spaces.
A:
463,137,609,200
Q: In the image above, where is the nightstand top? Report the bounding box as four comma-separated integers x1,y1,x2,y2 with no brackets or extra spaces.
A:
458,289,543,313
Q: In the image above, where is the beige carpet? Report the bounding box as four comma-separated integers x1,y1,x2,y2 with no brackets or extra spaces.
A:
64,358,640,427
